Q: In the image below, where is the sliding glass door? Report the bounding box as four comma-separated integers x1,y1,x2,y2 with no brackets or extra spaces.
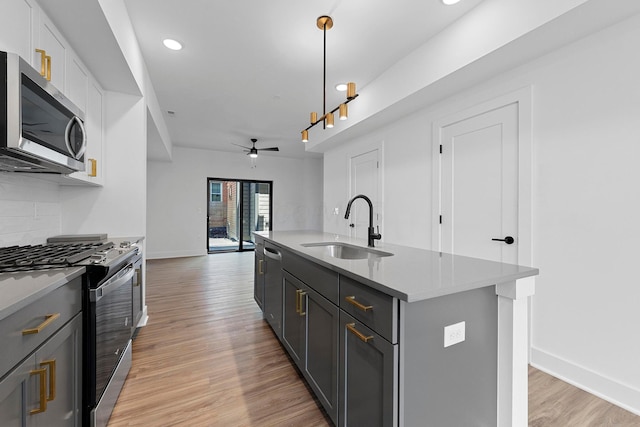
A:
207,178,272,253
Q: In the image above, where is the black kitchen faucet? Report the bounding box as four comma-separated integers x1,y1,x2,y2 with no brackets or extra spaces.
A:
344,194,382,247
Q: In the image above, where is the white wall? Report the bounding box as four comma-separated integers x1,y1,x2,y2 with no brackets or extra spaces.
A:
60,91,147,238
323,14,640,414
0,0,151,245
0,174,61,246
323,113,433,250
146,146,322,259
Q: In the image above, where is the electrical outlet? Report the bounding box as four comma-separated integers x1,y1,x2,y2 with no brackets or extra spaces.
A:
333,207,340,215
443,321,465,348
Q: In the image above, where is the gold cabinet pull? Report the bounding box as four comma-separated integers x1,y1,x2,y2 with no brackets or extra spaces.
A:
346,323,374,343
22,313,60,335
295,289,301,314
45,54,52,81
35,49,46,77
30,367,48,414
258,259,263,275
88,158,97,177
298,291,306,316
345,296,373,312
40,359,56,401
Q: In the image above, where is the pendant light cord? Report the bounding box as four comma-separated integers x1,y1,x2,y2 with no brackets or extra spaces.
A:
323,21,327,129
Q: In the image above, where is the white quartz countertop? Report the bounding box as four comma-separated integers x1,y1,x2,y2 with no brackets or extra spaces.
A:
256,230,539,302
0,267,85,321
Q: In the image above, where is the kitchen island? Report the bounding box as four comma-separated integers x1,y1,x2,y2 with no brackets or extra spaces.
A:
254,230,538,427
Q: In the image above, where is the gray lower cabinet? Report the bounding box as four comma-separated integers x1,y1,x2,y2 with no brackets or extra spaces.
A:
302,285,340,423
254,240,265,310
283,271,340,424
0,313,83,427
254,237,500,426
282,272,305,364
339,311,397,427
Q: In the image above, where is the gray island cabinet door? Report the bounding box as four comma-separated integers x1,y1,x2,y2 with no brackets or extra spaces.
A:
282,271,306,366
339,311,397,427
253,240,265,310
304,286,340,425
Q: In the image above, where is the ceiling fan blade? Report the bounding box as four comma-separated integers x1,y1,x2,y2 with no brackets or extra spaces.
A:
258,147,279,151
231,143,251,149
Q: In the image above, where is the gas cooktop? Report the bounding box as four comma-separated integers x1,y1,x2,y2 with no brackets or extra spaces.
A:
0,241,115,273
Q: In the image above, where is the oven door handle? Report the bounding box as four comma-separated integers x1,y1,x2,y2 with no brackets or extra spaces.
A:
90,264,135,302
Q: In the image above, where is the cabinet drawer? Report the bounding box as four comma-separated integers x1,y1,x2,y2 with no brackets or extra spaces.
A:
0,276,82,378
340,276,397,343
282,250,339,305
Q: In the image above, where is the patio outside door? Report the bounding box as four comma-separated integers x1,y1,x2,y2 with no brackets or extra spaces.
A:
207,178,272,253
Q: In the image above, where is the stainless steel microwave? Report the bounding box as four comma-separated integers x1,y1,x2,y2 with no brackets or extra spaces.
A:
0,50,86,173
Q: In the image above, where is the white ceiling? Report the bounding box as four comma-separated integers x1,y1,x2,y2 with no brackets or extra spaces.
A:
123,0,484,159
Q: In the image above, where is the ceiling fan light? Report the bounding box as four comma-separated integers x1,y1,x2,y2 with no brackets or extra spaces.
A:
302,130,309,142
339,103,348,120
326,112,334,128
249,151,258,158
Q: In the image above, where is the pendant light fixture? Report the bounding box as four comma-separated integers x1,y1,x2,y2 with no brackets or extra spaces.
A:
301,15,358,143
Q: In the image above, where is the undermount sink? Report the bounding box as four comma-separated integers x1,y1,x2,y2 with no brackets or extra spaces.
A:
301,242,394,260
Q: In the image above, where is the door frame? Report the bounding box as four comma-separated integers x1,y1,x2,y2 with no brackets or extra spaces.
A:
206,177,273,253
347,142,384,239
348,147,383,240
431,87,533,271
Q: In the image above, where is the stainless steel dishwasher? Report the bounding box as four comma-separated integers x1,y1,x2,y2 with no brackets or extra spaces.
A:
263,243,283,339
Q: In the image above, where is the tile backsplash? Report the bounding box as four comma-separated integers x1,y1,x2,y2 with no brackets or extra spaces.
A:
0,173,61,246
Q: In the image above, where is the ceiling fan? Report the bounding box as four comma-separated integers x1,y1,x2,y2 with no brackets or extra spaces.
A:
233,138,279,158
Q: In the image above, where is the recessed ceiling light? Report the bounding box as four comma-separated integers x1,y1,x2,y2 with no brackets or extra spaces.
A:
163,39,183,50
442,0,461,4
335,83,348,92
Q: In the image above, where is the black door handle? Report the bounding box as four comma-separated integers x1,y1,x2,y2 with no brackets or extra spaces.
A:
492,236,515,244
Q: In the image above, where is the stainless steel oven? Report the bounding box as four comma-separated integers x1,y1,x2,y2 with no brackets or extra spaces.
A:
83,249,141,427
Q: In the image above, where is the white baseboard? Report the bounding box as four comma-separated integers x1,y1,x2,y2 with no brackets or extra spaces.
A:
530,347,640,416
146,249,205,259
136,306,148,327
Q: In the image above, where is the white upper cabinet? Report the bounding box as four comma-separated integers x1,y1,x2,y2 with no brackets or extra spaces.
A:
0,0,37,63
0,0,106,186
67,80,104,186
66,54,88,115
35,13,67,92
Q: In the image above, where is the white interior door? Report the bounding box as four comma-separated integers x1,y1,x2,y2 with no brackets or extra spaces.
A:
349,149,380,240
440,103,519,264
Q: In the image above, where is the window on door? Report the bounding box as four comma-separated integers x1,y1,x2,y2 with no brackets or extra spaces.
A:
207,178,273,253
210,182,222,202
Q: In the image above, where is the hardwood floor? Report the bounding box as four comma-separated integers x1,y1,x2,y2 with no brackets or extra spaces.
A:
528,367,640,426
108,253,640,426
